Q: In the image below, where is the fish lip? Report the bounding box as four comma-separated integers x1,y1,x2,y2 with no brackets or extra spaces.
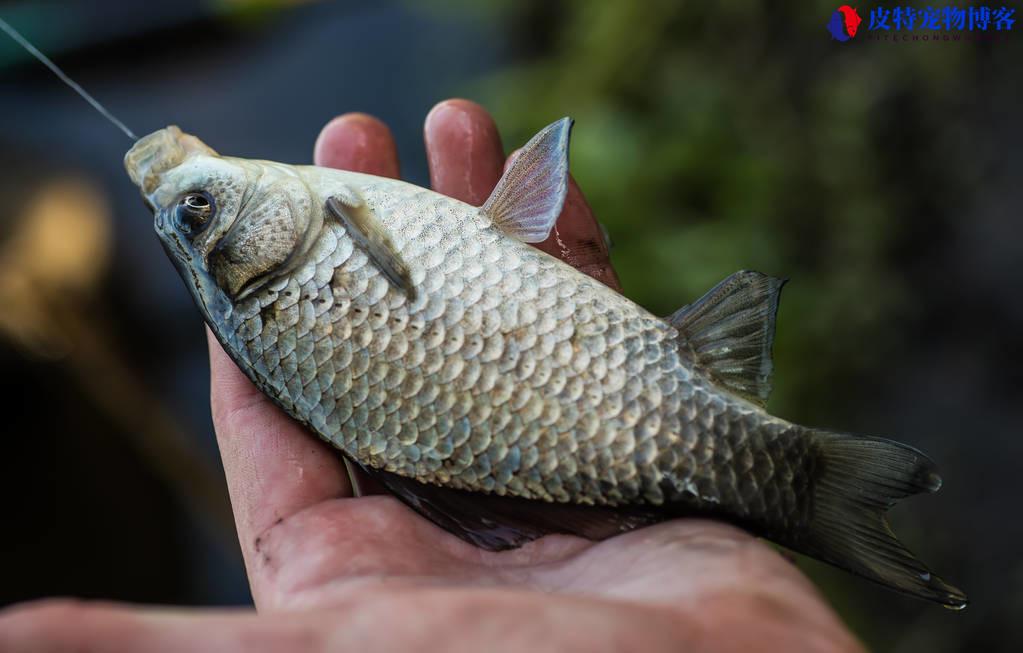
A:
155,215,194,283
153,208,175,247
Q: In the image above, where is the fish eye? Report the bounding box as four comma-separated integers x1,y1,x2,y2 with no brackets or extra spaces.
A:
174,192,215,235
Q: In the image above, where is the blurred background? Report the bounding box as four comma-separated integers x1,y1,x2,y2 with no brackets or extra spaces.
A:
0,0,1019,649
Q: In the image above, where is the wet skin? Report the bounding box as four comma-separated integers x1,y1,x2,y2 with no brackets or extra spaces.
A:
0,100,864,653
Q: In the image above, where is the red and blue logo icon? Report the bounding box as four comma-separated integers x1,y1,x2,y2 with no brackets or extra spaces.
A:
828,6,1015,42
827,5,864,40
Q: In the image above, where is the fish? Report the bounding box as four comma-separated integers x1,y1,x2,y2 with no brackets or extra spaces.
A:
124,119,966,609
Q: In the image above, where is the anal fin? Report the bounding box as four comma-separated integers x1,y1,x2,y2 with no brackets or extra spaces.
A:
362,465,662,550
668,270,785,406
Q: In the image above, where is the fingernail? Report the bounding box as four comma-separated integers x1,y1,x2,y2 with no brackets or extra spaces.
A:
314,113,399,178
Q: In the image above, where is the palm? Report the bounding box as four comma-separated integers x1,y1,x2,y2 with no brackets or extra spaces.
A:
0,101,862,652
247,487,823,612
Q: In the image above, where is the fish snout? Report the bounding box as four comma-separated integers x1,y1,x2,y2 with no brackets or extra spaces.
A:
124,126,218,196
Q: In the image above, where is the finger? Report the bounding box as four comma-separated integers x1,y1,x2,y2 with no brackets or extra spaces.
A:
0,600,311,653
314,113,400,178
208,331,350,580
424,98,505,205
0,589,864,653
532,177,622,292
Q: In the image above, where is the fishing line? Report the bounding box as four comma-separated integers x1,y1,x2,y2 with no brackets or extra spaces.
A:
0,17,137,141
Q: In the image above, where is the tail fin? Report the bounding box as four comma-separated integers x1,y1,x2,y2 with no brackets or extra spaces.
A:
800,431,967,608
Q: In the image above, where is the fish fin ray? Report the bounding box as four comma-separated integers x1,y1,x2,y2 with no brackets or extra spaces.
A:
668,270,785,406
481,117,572,243
325,194,417,300
362,466,661,550
797,431,967,608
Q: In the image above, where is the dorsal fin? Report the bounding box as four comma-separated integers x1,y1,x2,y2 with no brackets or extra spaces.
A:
481,117,572,243
668,270,786,406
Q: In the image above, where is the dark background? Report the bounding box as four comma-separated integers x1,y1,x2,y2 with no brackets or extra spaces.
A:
1,1,1020,650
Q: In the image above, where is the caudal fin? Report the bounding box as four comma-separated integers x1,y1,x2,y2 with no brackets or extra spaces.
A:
799,431,967,608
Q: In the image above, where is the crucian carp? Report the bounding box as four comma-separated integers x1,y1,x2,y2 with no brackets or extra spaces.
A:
125,120,966,608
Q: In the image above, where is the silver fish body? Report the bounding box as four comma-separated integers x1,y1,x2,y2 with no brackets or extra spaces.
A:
126,121,964,608
223,170,802,512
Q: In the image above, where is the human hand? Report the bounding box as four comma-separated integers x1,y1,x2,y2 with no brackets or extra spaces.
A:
0,100,864,652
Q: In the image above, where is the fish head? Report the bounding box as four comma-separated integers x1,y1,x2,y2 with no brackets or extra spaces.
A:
126,126,320,325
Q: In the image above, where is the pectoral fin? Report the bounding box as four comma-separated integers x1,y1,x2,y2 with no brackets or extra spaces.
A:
481,117,572,243
668,270,785,406
326,194,416,300
362,465,662,550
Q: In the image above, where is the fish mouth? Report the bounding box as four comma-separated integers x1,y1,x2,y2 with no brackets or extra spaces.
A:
153,208,191,266
157,220,231,326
